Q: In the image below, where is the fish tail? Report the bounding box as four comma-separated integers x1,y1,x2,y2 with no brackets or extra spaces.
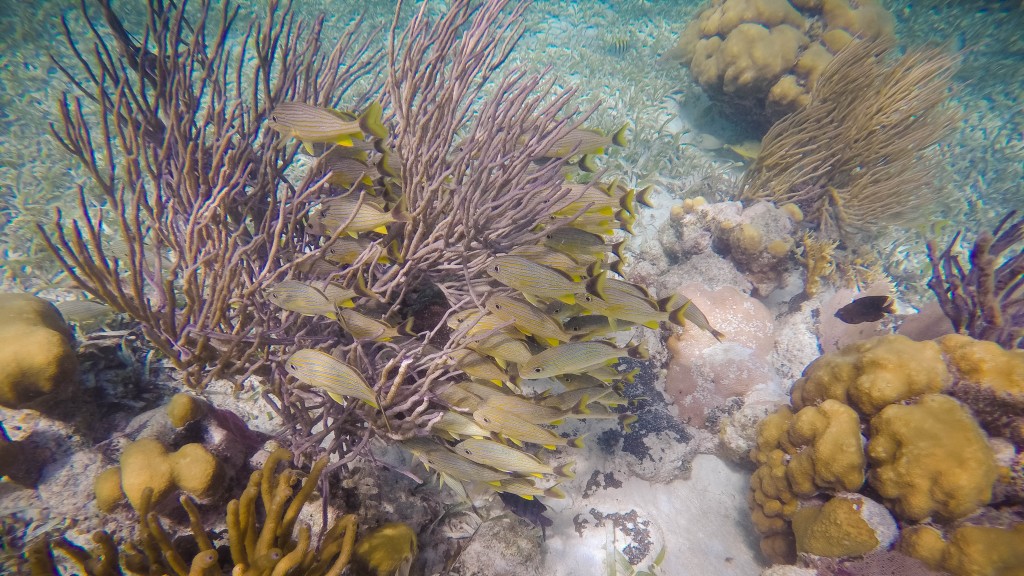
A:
608,258,626,278
353,273,375,300
611,240,627,261
620,188,636,214
577,154,599,173
377,149,400,178
612,123,629,148
572,397,591,416
545,486,567,499
358,101,388,139
568,436,585,449
620,368,639,383
397,317,416,338
553,462,576,479
585,271,608,301
387,239,404,263
636,185,655,208
619,414,638,433
627,341,649,360
667,302,690,328
390,195,411,223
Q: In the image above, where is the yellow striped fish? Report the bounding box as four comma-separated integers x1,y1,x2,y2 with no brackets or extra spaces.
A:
448,349,509,384
519,340,647,380
432,410,492,440
494,477,566,500
485,295,573,347
485,256,588,305
453,438,574,478
402,438,510,484
337,309,414,342
471,393,577,425
285,349,378,408
265,280,339,318
473,402,575,449
538,124,628,158
268,101,387,153
467,331,533,366
309,195,406,237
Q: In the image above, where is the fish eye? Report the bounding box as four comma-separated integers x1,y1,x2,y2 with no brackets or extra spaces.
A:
492,265,500,272
533,367,542,373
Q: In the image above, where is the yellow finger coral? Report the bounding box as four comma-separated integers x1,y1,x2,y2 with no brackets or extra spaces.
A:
867,394,997,522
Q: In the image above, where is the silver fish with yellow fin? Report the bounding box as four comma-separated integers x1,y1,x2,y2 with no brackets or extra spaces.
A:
485,295,573,347
539,124,628,158
473,401,578,450
519,340,647,380
485,256,590,305
453,438,575,478
285,349,379,408
265,280,341,318
268,101,387,153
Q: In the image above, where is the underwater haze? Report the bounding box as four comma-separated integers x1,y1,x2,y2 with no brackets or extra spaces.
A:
1,0,1023,575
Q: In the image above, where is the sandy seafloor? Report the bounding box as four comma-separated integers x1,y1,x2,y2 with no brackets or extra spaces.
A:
0,0,1022,575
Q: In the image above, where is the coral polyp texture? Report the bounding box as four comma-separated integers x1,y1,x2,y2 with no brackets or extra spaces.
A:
0,293,78,409
749,333,1024,571
667,0,894,129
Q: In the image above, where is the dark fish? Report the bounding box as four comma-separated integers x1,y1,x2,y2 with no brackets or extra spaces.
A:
834,295,896,324
498,492,553,540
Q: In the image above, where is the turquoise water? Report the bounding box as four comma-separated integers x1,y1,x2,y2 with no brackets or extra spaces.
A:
0,1,1022,575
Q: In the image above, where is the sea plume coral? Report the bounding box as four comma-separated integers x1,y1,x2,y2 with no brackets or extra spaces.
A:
738,38,958,238
38,0,384,388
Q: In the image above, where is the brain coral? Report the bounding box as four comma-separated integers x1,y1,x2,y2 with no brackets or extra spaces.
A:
669,0,895,128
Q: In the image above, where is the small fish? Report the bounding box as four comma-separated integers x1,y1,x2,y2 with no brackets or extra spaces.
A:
436,385,484,412
509,245,588,278
485,256,589,305
834,295,896,324
323,237,382,266
608,36,629,56
448,349,510,384
467,331,534,366
723,139,762,162
267,101,387,153
55,299,115,327
473,393,581,425
485,295,573,346
318,146,377,188
539,124,628,158
337,309,414,341
473,402,579,449
285,349,379,408
402,437,510,484
432,410,492,440
446,309,522,339
563,314,636,339
543,227,625,260
453,438,574,478
670,295,726,341
519,340,648,380
494,477,566,500
309,194,407,237
265,280,338,318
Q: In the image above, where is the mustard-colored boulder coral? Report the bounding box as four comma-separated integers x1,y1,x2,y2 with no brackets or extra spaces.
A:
867,394,997,522
94,467,126,513
791,493,896,557
939,334,1024,443
902,523,1024,576
166,392,207,428
0,293,78,408
169,442,223,500
943,524,1024,576
114,438,224,511
791,334,951,417
668,0,896,127
786,399,865,497
120,438,176,510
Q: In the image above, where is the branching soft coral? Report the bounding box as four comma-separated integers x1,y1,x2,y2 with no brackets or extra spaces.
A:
927,211,1024,350
738,38,958,238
